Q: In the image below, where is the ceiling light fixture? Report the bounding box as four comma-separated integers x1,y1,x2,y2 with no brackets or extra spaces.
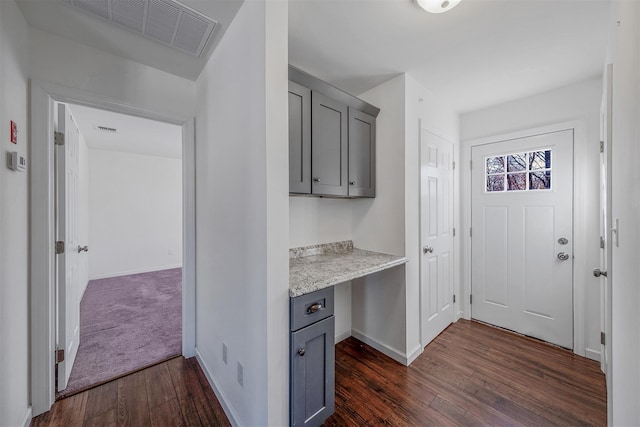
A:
414,0,461,13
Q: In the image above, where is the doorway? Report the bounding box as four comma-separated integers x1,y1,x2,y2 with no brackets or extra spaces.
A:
30,80,196,416
470,129,574,348
54,102,185,397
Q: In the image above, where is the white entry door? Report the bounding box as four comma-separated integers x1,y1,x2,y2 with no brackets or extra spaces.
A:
420,127,455,346
55,103,81,390
471,129,574,348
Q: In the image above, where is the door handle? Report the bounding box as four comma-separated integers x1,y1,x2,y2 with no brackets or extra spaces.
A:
423,246,434,254
78,245,89,253
593,268,608,278
557,252,570,261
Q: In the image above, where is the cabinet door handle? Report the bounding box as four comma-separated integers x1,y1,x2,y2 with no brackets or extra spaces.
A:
349,181,356,186
298,348,306,356
307,303,323,314
313,177,321,183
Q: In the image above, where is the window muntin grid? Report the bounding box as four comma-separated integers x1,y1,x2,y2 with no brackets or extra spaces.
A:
485,150,551,193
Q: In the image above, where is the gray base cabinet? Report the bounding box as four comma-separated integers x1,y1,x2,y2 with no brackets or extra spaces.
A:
290,317,335,427
290,288,335,427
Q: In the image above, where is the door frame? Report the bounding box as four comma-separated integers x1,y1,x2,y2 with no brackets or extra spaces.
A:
461,119,590,357
30,79,196,416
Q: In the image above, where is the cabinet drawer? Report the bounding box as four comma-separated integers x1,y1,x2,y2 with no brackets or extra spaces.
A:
290,287,334,331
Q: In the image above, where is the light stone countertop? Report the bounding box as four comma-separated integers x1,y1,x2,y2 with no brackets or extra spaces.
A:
289,241,408,297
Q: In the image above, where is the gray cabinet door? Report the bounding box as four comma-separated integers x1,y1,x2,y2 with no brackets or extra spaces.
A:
289,81,312,194
291,316,335,427
348,108,376,198
311,92,348,197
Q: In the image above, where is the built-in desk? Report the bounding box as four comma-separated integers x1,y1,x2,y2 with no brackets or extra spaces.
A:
289,240,408,297
288,241,407,426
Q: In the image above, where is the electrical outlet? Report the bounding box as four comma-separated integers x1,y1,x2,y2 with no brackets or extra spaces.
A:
222,343,228,365
237,362,244,387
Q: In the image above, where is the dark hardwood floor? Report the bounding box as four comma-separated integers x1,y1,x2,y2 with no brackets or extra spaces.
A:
32,320,606,426
31,356,230,427
324,319,607,427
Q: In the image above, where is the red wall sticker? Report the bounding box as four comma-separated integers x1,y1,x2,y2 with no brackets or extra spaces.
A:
10,121,17,144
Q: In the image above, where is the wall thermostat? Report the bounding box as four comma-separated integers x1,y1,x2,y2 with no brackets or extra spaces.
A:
7,151,26,172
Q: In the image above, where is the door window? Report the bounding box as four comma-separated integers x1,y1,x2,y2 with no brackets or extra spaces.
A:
485,150,552,192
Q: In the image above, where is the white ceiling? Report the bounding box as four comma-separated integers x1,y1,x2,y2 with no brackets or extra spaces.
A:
16,0,243,81
289,0,611,113
68,104,182,158
16,0,611,113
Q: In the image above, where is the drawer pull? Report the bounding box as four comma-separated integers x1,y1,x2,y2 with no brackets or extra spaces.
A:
307,303,323,314
298,348,306,356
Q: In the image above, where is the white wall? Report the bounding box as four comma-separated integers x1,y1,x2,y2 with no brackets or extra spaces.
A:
29,27,196,121
194,1,289,425
0,1,30,426
289,198,352,247
88,149,182,279
352,74,408,361
460,77,603,360
609,1,640,424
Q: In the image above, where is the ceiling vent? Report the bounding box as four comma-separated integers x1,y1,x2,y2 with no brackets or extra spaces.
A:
62,0,217,57
96,125,117,133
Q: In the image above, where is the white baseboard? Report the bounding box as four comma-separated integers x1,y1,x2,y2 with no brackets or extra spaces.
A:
585,347,601,362
22,407,32,427
89,264,183,281
351,329,409,366
335,329,351,343
195,348,241,427
406,344,423,366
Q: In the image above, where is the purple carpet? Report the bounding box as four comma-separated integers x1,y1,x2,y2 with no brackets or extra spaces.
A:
58,268,182,398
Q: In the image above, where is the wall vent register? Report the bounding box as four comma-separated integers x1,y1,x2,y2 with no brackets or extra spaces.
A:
485,149,552,192
62,0,217,57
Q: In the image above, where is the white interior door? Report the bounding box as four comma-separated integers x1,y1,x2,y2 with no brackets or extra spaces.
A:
55,103,81,391
420,127,455,346
471,129,574,348
598,64,613,376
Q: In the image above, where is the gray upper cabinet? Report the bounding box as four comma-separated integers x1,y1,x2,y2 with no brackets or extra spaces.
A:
289,81,312,194
311,92,349,197
288,66,379,199
348,108,376,198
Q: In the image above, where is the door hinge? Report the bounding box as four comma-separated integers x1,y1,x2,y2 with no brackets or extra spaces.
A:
55,241,65,255
55,348,65,364
470,295,473,305
54,131,65,146
600,140,604,153
469,228,472,238
600,236,605,249
452,161,456,170
601,331,606,346
453,294,456,303
469,160,473,170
